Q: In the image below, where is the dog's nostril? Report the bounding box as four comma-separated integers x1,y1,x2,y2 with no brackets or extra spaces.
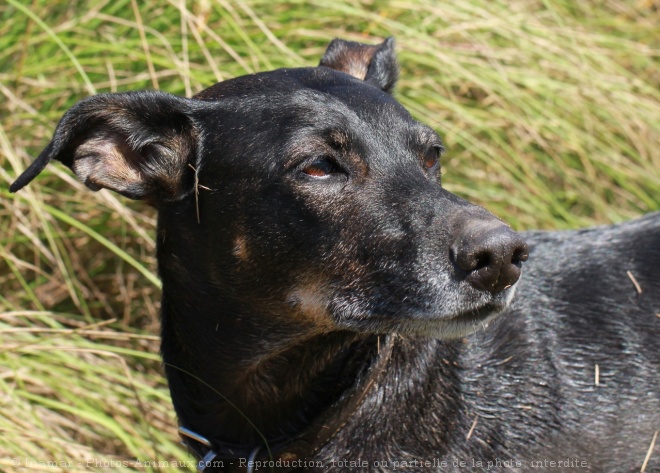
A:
452,223,528,295
451,246,492,274
511,246,529,268
472,251,491,271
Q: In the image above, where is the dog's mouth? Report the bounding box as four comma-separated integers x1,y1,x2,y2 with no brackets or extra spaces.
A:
332,297,510,340
295,276,519,339
396,301,506,339
448,302,501,324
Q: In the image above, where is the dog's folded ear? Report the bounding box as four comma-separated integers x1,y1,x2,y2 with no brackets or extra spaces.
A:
320,37,398,93
10,91,196,202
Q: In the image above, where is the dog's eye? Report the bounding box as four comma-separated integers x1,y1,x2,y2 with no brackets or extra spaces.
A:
422,147,440,171
301,158,341,178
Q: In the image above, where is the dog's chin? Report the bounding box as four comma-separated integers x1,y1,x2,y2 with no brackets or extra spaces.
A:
335,287,515,340
400,284,518,339
399,303,505,339
338,303,505,340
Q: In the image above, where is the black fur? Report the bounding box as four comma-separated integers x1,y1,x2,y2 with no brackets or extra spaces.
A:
317,215,660,471
10,38,659,472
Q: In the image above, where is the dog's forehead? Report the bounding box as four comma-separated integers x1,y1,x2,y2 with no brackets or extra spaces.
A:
193,66,441,169
195,66,414,127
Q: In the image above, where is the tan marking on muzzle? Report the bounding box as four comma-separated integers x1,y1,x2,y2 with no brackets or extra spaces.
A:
288,283,335,330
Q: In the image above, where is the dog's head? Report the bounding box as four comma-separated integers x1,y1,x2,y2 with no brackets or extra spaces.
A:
11,38,527,339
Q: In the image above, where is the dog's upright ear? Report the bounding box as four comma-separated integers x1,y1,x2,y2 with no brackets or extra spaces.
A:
320,37,398,93
10,91,196,203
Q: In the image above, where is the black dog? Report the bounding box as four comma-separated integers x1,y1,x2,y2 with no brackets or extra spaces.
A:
11,38,659,472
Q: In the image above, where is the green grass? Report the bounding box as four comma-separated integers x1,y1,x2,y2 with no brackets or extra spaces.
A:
0,0,658,470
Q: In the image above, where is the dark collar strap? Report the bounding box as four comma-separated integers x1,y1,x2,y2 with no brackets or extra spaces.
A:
179,335,396,472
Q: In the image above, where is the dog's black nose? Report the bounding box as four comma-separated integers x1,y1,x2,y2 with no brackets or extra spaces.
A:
451,222,528,294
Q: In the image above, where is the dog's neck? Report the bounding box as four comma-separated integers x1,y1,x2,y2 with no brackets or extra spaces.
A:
161,299,379,445
156,224,381,446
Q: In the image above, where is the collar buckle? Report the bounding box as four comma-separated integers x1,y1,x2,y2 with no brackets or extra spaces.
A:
179,426,262,473
179,426,219,472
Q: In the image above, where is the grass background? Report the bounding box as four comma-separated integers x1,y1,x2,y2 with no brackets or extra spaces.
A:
0,0,658,471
